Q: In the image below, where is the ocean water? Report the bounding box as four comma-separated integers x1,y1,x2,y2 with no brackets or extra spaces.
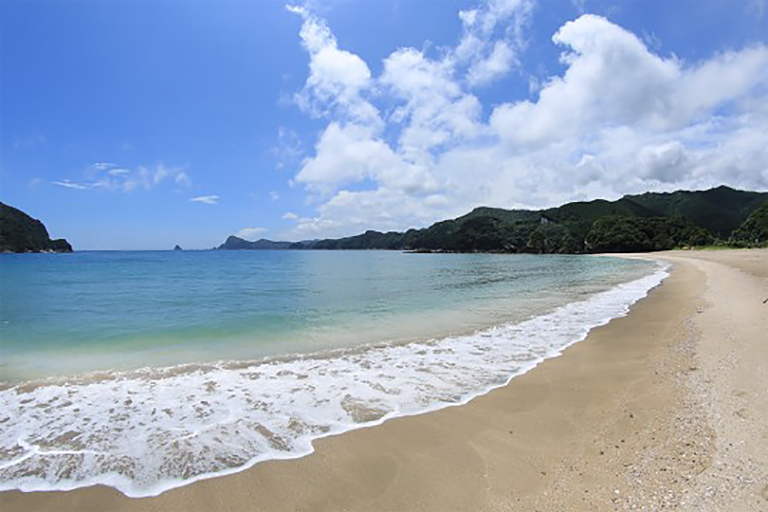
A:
0,250,666,496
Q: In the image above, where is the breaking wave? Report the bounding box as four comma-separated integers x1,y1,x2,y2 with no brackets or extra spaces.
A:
0,263,668,497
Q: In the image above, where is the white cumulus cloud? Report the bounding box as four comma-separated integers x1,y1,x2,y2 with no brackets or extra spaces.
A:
282,3,768,241
288,4,380,127
456,0,534,87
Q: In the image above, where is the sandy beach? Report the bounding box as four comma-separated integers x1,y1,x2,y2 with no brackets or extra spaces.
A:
1,249,766,511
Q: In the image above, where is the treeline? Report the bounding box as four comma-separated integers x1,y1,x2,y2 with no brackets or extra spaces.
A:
296,215,715,253
729,200,768,247
219,186,768,254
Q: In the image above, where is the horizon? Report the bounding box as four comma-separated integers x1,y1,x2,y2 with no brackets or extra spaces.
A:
5,182,761,250
2,0,768,250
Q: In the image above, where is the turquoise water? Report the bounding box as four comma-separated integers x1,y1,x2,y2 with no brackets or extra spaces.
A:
0,250,664,496
1,250,653,380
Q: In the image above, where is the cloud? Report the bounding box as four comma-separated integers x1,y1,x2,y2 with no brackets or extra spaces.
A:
273,126,303,170
270,190,280,201
295,122,432,195
288,4,380,126
282,211,298,220
290,187,459,240
53,163,192,193
174,172,192,187
52,179,89,190
381,48,484,164
189,195,220,205
467,40,516,86
235,227,267,240
491,15,768,146
91,162,116,171
455,0,534,87
283,4,768,241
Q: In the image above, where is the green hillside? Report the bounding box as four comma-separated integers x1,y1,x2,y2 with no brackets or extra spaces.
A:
730,201,768,246
221,186,768,254
624,185,767,237
218,236,293,250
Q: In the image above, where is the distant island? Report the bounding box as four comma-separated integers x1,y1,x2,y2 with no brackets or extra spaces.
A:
0,202,73,253
219,186,768,254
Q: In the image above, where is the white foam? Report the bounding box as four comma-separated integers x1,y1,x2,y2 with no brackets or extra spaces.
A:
0,262,668,497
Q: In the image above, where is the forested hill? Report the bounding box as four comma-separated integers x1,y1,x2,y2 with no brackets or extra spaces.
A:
217,236,293,250
219,186,768,254
0,202,73,253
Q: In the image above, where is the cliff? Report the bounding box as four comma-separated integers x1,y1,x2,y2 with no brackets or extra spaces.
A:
0,202,73,253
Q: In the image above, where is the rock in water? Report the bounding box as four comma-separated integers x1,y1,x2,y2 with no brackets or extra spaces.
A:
174,245,183,251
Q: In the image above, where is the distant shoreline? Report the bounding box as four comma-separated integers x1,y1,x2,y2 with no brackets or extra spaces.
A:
217,186,767,254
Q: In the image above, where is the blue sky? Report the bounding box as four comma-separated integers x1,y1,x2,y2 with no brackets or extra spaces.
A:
1,0,767,250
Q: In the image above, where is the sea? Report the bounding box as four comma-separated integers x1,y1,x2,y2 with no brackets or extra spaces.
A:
0,250,667,497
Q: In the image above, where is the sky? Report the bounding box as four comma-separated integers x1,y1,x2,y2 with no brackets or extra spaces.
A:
1,0,767,250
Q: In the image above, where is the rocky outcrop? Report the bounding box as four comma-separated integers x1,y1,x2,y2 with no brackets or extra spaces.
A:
0,202,73,253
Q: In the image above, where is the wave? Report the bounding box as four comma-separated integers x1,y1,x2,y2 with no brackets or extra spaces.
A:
0,262,668,497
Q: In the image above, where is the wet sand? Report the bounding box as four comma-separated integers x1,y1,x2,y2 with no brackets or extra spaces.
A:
1,249,766,511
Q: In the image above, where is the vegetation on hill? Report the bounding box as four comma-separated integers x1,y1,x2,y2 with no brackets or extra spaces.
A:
219,186,768,254
585,216,712,253
623,185,768,238
730,201,768,247
218,236,293,250
0,202,73,253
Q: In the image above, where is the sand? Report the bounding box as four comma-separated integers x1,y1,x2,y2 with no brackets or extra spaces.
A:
1,249,766,511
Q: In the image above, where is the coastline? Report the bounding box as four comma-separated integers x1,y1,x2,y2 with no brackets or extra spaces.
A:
1,249,765,511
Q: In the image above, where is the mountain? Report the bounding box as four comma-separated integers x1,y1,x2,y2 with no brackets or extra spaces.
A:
623,185,768,238
217,236,294,250
217,186,768,254
0,202,73,253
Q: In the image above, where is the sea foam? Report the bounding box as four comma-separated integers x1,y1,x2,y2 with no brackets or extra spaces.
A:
0,262,668,497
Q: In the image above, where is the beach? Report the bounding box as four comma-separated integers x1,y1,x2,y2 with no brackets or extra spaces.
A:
1,249,766,511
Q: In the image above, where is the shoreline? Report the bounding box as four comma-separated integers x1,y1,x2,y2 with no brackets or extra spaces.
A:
1,249,765,510
0,253,650,384
0,257,663,497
